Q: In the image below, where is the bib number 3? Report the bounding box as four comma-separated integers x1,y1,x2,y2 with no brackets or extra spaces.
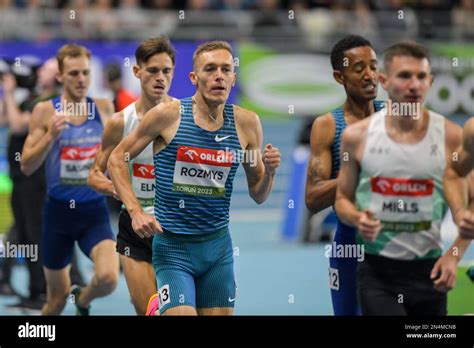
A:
158,284,171,308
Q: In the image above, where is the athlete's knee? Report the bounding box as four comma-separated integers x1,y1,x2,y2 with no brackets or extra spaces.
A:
46,291,69,313
96,270,119,294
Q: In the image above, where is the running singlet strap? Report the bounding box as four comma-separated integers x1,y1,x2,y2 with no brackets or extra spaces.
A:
330,100,384,179
45,96,104,203
154,97,242,235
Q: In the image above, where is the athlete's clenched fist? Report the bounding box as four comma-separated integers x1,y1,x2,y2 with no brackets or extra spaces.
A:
263,144,280,176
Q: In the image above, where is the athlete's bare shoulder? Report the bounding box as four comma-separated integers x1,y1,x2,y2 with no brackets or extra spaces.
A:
463,116,474,139
34,99,55,114
444,116,462,138
232,104,260,129
141,99,181,145
311,112,336,145
149,98,180,123
438,113,462,154
104,110,125,137
31,99,55,127
93,98,114,116
341,115,370,146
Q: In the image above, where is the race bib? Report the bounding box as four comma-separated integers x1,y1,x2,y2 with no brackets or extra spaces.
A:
370,177,434,232
173,146,233,197
328,267,339,291
60,144,100,185
132,163,155,206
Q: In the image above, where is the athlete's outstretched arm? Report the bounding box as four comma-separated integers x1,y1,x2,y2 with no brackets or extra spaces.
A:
334,127,362,226
444,118,474,238
305,114,337,213
335,125,381,241
87,113,123,196
21,102,67,176
241,111,280,204
108,102,177,237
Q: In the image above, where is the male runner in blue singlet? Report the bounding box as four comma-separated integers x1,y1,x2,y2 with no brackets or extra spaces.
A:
108,41,281,315
305,35,382,315
21,44,119,315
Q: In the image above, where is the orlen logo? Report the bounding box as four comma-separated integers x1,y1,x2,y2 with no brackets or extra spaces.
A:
184,150,198,161
371,177,433,196
79,147,98,158
66,149,78,158
376,179,390,193
133,164,154,179
61,144,100,160
177,146,233,167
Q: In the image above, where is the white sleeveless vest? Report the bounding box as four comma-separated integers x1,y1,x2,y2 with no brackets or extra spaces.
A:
123,102,155,215
355,108,447,260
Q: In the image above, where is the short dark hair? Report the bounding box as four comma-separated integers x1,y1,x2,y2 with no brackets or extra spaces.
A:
330,35,373,71
383,41,431,72
135,36,176,66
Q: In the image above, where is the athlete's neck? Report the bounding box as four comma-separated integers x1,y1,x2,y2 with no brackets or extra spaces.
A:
343,97,375,120
61,91,86,105
386,108,428,133
192,93,224,123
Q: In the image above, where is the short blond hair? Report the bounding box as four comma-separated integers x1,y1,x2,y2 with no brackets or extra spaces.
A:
192,41,233,69
57,44,91,72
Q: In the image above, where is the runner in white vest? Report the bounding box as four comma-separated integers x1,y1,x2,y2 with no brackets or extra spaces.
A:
88,37,176,315
335,42,471,315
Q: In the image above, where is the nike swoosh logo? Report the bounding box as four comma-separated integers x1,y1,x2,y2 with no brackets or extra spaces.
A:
228,297,236,303
215,135,232,142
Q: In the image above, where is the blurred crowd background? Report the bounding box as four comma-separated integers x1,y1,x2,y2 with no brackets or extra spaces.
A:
0,0,472,43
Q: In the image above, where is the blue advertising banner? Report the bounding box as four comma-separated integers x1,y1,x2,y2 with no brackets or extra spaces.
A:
0,40,238,179
0,40,237,102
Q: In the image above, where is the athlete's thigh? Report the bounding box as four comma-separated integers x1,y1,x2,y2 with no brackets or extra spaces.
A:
77,200,116,263
42,200,76,270
120,254,156,315
329,255,360,315
155,267,197,315
195,233,236,311
153,234,198,315
329,224,360,315
357,261,407,316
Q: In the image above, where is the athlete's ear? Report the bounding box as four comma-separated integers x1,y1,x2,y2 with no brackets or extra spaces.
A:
189,71,197,86
56,71,63,84
132,64,140,78
333,70,344,85
429,74,434,87
379,72,388,90
232,72,236,87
